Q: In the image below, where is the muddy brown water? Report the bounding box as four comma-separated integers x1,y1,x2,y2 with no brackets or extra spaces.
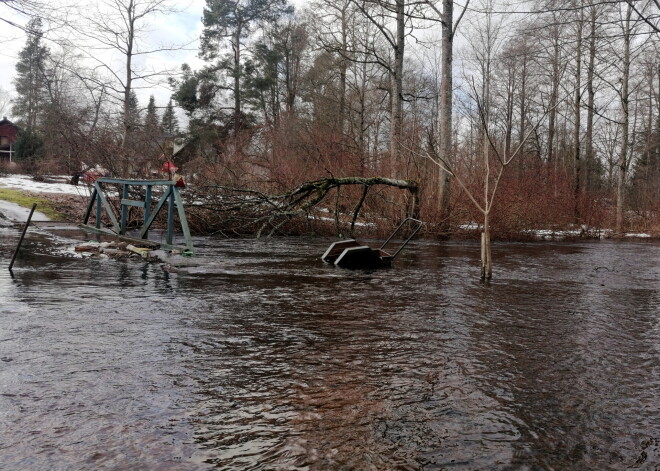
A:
0,223,658,470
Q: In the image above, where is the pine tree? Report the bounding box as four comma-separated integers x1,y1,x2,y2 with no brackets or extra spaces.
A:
125,90,141,132
123,90,142,149
12,18,51,130
144,95,160,134
161,98,180,135
171,64,200,118
200,0,292,135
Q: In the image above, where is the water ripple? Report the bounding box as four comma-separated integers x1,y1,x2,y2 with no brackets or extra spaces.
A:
0,235,658,470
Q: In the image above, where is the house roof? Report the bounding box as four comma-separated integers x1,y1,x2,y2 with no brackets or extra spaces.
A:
0,117,15,127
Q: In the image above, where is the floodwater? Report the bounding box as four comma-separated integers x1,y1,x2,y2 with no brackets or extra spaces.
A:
0,223,658,470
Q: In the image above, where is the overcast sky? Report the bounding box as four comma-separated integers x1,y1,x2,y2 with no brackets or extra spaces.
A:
0,0,209,114
0,0,317,116
0,0,508,118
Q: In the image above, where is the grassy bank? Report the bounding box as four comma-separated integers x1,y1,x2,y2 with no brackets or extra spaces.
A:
0,187,64,220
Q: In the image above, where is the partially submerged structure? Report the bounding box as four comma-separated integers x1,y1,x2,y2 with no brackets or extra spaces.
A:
80,177,194,253
322,218,422,269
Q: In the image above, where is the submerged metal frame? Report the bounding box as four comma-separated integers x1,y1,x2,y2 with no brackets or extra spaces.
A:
379,217,423,259
322,217,423,269
80,177,193,252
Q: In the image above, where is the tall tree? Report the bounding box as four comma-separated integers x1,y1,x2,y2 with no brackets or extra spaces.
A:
423,0,469,230
77,0,178,148
584,3,598,192
200,0,292,138
572,1,585,223
315,0,353,133
12,17,51,130
348,0,410,168
144,94,160,133
161,98,179,135
615,3,635,233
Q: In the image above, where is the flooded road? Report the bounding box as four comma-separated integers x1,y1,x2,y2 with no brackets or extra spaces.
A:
1,224,659,470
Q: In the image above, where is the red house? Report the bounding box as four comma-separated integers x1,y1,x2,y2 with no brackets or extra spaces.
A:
0,117,19,165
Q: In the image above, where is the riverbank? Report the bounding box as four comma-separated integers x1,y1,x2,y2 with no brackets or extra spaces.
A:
1,174,657,240
0,187,69,221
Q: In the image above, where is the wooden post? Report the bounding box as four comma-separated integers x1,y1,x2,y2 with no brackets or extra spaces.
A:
9,203,37,271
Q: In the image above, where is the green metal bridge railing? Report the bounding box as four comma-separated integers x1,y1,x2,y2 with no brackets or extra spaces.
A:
80,177,193,253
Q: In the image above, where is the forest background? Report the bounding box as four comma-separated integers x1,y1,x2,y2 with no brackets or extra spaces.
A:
0,0,659,258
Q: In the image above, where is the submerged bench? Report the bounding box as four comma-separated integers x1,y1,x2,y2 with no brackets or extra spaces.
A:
322,218,422,269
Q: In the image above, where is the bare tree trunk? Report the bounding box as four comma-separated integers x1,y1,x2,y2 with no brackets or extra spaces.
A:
121,10,135,149
573,4,584,223
481,217,492,280
358,60,367,159
481,60,492,280
585,5,597,192
233,25,242,139
339,6,349,134
547,32,560,166
437,0,454,231
504,65,515,160
390,0,405,167
616,5,632,234
518,41,529,175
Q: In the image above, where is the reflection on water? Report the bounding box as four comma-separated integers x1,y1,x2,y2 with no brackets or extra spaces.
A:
1,226,659,470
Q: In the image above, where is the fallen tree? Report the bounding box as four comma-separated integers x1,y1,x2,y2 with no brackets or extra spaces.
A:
186,176,420,237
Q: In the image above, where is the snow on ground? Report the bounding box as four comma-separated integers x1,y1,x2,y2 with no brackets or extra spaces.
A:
459,222,481,231
0,174,91,196
0,200,50,222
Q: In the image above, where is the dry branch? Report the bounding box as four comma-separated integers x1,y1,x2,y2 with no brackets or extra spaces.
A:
187,176,420,237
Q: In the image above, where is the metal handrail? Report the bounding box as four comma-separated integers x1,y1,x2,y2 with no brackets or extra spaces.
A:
81,177,193,253
379,217,423,259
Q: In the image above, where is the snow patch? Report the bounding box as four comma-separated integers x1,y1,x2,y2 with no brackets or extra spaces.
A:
625,232,651,238
0,174,91,196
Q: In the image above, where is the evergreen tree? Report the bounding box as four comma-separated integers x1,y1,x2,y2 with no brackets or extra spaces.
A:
200,0,292,135
12,18,51,130
123,90,142,149
125,90,141,132
14,128,44,166
161,98,180,135
171,64,200,118
144,95,160,134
